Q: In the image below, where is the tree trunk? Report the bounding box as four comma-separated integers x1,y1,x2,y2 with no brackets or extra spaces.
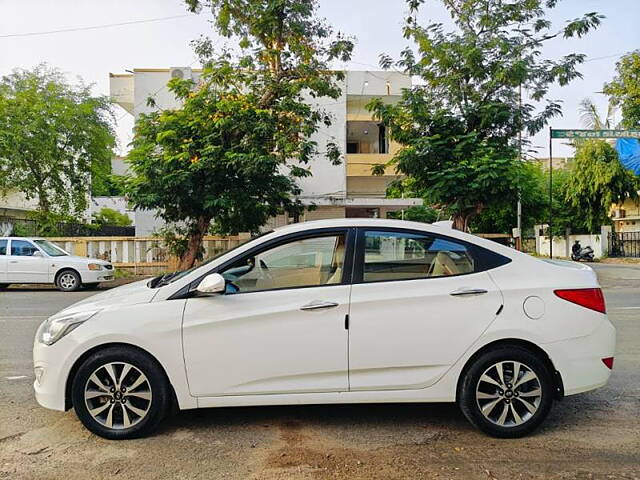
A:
452,213,466,231
452,203,484,232
178,215,212,270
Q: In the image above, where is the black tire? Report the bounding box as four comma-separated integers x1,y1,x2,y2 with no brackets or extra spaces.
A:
71,346,171,440
56,269,81,292
458,346,554,438
83,282,100,290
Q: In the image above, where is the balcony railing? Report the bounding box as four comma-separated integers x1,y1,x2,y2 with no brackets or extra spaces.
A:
346,153,396,176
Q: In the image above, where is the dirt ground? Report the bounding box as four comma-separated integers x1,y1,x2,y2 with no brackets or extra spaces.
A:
1,265,639,479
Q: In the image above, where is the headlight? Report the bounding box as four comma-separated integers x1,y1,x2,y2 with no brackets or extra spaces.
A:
37,310,100,346
88,263,103,271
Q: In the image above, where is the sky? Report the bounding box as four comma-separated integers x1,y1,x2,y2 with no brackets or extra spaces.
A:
1,0,638,158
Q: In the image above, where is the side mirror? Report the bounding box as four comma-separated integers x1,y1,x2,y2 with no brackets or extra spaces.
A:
196,273,226,295
32,251,43,257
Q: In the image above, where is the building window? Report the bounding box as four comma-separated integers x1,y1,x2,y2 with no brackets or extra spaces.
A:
347,121,388,154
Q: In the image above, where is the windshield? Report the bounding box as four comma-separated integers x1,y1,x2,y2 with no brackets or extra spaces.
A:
149,230,274,288
33,240,69,257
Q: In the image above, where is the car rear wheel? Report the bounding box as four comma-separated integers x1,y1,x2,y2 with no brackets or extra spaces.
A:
71,346,171,439
458,346,554,438
56,270,81,292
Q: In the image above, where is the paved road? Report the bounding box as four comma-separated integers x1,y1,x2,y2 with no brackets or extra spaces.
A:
1,267,639,480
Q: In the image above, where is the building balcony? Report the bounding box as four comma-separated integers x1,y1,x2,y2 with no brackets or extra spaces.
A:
346,154,396,176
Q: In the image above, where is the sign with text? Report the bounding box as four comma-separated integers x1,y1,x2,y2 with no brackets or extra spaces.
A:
551,129,640,139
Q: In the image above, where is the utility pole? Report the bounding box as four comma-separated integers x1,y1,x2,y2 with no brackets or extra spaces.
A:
549,126,553,258
516,82,523,251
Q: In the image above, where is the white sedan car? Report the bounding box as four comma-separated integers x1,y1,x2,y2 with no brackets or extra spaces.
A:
32,219,615,439
0,237,114,291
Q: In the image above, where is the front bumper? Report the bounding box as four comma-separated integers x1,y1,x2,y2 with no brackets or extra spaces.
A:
543,318,616,396
33,336,72,411
80,269,115,284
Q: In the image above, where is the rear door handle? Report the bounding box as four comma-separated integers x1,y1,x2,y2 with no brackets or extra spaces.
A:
450,288,488,296
300,301,339,311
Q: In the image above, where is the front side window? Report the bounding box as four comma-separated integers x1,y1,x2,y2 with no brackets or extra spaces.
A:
361,230,475,282
221,234,346,293
0,240,7,255
34,240,68,257
10,240,40,257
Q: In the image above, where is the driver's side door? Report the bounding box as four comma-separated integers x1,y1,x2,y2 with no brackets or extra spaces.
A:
7,240,49,284
182,228,353,397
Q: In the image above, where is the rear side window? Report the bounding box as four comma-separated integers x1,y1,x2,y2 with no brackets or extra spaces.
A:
0,240,6,255
361,230,475,282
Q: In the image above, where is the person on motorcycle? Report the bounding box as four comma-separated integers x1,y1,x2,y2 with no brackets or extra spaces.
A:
572,240,582,257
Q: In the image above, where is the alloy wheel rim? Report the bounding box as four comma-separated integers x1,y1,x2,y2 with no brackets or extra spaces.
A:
60,273,76,289
84,362,152,430
475,360,542,427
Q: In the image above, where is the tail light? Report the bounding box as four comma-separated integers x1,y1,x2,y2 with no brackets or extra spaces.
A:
554,288,606,314
602,357,614,369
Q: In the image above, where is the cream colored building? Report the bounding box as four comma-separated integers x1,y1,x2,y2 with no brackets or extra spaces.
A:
611,196,640,232
0,191,39,219
110,68,421,234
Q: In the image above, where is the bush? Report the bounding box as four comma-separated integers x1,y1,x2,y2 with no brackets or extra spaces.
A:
93,208,132,227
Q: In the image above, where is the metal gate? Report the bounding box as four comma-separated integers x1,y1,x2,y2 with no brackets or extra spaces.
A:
609,231,640,257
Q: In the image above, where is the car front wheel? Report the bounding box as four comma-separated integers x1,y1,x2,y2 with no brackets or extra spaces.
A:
56,270,81,292
71,346,171,439
458,346,554,438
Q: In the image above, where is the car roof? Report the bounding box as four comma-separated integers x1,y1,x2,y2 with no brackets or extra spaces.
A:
270,218,466,239
0,237,45,241
273,218,443,232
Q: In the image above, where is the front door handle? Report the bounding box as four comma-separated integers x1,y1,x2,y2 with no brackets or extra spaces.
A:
300,300,339,311
450,288,488,297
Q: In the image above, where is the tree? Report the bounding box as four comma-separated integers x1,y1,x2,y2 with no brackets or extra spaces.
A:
126,0,353,269
92,207,132,227
470,161,548,234
578,97,617,130
369,0,603,231
0,65,115,218
563,140,638,232
603,50,640,128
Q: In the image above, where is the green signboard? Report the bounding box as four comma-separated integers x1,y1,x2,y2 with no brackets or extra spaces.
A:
551,129,640,139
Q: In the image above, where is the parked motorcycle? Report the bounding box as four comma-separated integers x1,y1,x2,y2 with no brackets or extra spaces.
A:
571,241,594,262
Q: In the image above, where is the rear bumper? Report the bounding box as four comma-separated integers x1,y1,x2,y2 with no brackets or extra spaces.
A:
543,319,616,396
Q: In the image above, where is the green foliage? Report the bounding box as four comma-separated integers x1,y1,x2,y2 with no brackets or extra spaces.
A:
603,50,640,128
0,64,116,217
550,168,589,236
384,176,449,223
92,207,132,227
564,140,639,232
126,0,353,268
471,162,548,234
24,210,99,237
370,0,602,230
386,205,440,224
92,164,127,197
155,225,204,262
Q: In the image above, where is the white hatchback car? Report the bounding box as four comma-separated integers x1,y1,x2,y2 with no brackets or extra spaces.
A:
32,219,615,439
0,237,114,291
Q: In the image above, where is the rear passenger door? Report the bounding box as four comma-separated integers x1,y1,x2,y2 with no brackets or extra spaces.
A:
348,228,505,391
